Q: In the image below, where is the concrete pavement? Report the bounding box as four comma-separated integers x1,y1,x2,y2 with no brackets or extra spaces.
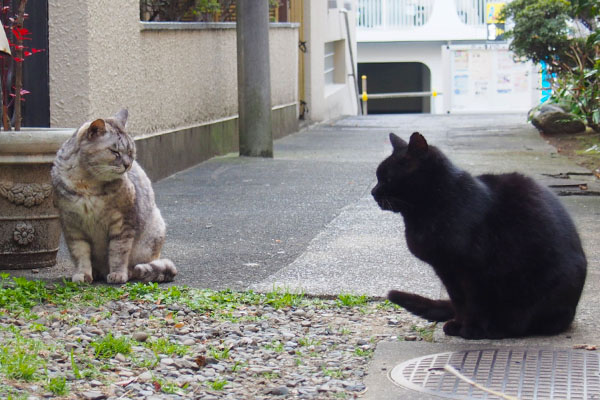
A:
7,113,600,399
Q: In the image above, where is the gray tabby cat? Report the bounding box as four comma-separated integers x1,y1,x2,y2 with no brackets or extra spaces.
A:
51,109,177,284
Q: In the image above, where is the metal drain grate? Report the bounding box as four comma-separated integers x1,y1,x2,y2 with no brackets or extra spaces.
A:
390,349,600,399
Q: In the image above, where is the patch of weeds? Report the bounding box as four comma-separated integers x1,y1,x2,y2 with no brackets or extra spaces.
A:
0,327,46,381
339,327,352,335
144,337,188,357
4,392,28,400
262,371,280,380
130,352,160,370
0,274,48,311
183,289,261,316
265,287,305,309
298,337,320,347
354,347,373,357
209,346,230,360
46,376,69,396
377,300,402,310
69,349,81,379
231,361,246,372
411,323,436,342
322,366,344,378
29,322,47,332
154,377,185,395
336,293,368,307
264,340,285,353
90,332,132,359
207,379,228,391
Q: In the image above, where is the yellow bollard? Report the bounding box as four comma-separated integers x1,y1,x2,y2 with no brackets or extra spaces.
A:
361,75,368,115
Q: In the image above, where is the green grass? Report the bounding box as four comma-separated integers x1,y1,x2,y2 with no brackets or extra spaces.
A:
46,376,69,396
208,346,230,360
298,337,320,347
354,347,373,357
411,324,436,342
144,338,188,357
264,287,305,309
322,366,344,378
336,293,368,307
90,332,132,359
207,379,228,390
262,371,280,379
0,327,46,381
264,340,285,353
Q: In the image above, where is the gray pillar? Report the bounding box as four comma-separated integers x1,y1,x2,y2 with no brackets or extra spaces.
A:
236,0,273,158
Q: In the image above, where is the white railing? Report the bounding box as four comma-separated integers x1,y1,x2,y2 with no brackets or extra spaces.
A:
454,0,488,26
357,0,435,28
357,0,489,29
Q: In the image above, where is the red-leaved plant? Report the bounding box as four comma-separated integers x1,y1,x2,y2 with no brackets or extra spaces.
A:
0,0,45,131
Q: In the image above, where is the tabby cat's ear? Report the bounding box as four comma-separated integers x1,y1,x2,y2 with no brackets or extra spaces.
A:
389,133,407,151
87,119,106,141
408,132,428,156
114,109,128,128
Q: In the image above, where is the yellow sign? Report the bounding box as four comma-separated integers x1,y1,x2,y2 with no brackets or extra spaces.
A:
486,3,505,24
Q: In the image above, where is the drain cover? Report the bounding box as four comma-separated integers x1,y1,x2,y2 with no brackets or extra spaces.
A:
390,349,600,399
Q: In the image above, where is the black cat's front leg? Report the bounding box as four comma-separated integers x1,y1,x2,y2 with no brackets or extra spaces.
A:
106,226,134,284
443,320,462,336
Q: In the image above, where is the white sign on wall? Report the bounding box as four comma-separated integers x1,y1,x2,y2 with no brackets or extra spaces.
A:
442,44,538,113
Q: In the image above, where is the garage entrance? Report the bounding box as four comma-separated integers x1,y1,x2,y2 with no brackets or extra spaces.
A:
357,62,431,114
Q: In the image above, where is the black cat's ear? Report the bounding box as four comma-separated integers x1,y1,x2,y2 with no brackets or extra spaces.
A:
86,119,106,140
114,109,128,128
408,132,428,156
389,133,407,151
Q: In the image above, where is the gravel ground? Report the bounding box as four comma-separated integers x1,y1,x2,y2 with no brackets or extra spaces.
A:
0,285,429,400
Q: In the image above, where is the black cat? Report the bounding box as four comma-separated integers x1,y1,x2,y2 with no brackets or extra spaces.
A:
372,132,587,339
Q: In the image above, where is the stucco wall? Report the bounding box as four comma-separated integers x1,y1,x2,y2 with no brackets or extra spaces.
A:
48,0,298,137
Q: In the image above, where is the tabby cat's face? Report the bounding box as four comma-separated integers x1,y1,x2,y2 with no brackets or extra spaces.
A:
371,132,429,213
78,113,135,181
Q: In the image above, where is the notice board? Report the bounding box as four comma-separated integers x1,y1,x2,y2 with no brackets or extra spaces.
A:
442,44,537,113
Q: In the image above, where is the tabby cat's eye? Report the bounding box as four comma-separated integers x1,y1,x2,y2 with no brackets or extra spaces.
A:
110,149,121,159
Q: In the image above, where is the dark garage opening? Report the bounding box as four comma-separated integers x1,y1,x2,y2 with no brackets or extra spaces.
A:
358,62,431,114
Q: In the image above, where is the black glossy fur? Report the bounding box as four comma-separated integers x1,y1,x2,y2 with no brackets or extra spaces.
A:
372,132,587,339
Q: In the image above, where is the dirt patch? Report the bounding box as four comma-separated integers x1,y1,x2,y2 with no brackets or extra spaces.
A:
541,128,600,174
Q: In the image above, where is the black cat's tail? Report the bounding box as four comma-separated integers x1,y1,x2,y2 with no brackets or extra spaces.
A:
388,290,454,322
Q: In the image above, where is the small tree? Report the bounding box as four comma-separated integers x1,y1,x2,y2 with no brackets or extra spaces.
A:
502,0,600,131
0,0,45,131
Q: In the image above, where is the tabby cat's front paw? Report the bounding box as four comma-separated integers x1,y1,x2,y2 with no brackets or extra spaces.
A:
106,271,128,284
72,273,93,283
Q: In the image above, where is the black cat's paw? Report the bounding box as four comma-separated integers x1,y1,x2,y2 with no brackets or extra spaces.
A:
443,320,462,336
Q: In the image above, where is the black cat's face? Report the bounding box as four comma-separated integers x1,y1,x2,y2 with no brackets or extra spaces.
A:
371,132,429,213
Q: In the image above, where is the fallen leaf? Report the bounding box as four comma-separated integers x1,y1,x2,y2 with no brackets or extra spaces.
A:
153,381,161,391
579,183,588,191
195,355,207,368
174,322,185,329
165,312,173,321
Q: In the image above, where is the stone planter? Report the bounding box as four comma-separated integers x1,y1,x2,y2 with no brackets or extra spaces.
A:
0,128,73,269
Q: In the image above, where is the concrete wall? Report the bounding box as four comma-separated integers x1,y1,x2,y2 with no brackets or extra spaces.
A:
48,1,298,179
358,41,445,114
303,0,359,122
